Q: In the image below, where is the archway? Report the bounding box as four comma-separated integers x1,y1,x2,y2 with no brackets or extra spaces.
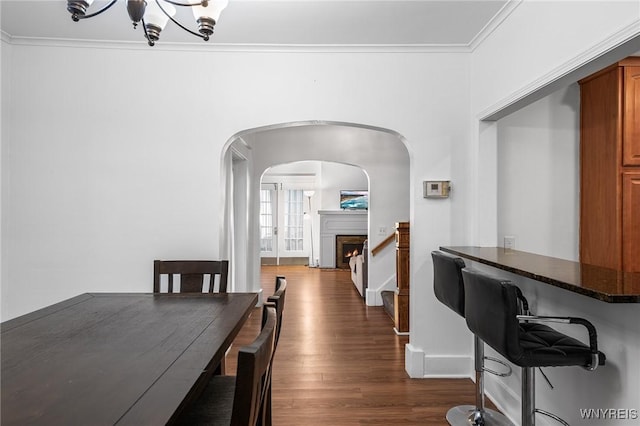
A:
220,121,410,305
259,160,369,269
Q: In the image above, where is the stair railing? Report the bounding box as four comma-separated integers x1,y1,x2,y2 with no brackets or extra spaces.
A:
371,233,395,256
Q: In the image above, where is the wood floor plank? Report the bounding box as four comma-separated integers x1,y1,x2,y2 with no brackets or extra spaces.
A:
224,265,500,425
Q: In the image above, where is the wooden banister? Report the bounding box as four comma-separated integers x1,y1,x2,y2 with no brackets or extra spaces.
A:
371,233,395,256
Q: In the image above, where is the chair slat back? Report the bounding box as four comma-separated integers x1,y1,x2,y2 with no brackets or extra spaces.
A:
153,260,229,293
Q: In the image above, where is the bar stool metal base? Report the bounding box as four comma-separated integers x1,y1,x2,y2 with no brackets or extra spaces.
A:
446,405,514,426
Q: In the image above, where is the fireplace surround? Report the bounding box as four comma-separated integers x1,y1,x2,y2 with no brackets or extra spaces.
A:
318,210,367,268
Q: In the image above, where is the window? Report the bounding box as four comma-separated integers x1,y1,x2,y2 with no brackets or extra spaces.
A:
284,189,304,251
259,189,273,252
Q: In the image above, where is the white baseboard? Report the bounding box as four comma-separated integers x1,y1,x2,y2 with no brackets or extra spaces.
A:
405,344,472,379
484,374,521,426
365,288,381,306
424,355,472,378
405,344,425,378
393,328,410,336
366,274,396,306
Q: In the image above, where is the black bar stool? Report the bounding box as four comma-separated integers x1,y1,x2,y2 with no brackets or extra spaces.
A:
461,268,606,426
431,251,513,426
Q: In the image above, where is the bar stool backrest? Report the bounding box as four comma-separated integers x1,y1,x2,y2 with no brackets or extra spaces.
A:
462,269,523,363
431,251,466,317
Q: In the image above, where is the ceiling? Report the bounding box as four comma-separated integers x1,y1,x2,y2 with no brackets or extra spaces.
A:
1,0,510,48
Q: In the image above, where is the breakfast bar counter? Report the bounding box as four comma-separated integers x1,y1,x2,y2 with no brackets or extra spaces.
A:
440,246,640,303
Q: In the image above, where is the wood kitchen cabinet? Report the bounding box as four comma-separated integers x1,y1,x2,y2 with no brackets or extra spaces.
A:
622,172,640,271
624,66,640,166
579,57,640,272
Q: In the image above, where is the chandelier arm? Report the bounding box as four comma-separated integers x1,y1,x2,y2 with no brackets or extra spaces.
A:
155,0,207,40
162,0,206,7
75,0,119,19
141,18,155,46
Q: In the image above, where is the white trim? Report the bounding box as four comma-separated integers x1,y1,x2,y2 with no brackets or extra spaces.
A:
1,30,12,44
484,373,522,426
1,1,522,53
365,288,379,306
365,273,395,306
318,211,367,268
404,344,474,379
477,17,640,121
405,343,426,378
424,355,472,379
468,0,522,51
3,36,475,53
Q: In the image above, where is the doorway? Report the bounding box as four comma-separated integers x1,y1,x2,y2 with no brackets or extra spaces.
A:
259,183,307,266
259,161,369,267
220,121,410,306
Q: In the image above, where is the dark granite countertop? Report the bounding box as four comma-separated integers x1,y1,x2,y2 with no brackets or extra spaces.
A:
440,246,640,303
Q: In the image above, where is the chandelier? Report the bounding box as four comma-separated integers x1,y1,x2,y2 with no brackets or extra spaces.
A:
66,0,228,46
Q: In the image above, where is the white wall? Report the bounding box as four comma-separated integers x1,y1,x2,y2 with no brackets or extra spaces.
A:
497,84,580,261
472,0,640,118
318,162,368,211
2,44,470,323
318,161,368,268
1,35,11,320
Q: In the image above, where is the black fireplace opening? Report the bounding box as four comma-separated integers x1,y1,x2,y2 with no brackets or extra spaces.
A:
336,235,367,269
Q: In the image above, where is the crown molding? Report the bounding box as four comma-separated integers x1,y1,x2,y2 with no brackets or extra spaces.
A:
2,35,475,53
477,17,640,121
2,1,524,54
0,0,518,54
1,30,12,44
468,0,522,51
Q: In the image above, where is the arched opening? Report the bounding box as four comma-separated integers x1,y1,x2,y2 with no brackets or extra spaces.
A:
220,121,410,305
259,161,369,269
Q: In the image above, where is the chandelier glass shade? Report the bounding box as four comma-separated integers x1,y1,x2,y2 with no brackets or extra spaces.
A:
66,0,229,46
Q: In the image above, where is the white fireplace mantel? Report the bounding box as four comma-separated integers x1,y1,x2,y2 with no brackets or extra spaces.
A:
318,210,368,268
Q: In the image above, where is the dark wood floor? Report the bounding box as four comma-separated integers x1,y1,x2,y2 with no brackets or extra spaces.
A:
225,265,487,425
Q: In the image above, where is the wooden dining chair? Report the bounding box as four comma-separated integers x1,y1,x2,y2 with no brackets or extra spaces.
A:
175,304,277,426
153,260,229,293
263,276,287,344
260,276,287,426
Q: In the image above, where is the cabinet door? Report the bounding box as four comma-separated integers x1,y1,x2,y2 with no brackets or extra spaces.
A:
623,66,640,166
580,68,622,270
622,172,640,272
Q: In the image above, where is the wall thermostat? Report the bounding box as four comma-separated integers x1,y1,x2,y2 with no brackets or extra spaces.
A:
423,181,451,198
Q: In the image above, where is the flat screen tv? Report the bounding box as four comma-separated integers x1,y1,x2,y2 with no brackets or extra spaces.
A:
340,190,368,210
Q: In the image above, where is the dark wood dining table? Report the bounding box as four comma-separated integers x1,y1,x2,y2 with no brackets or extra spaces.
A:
1,292,258,425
